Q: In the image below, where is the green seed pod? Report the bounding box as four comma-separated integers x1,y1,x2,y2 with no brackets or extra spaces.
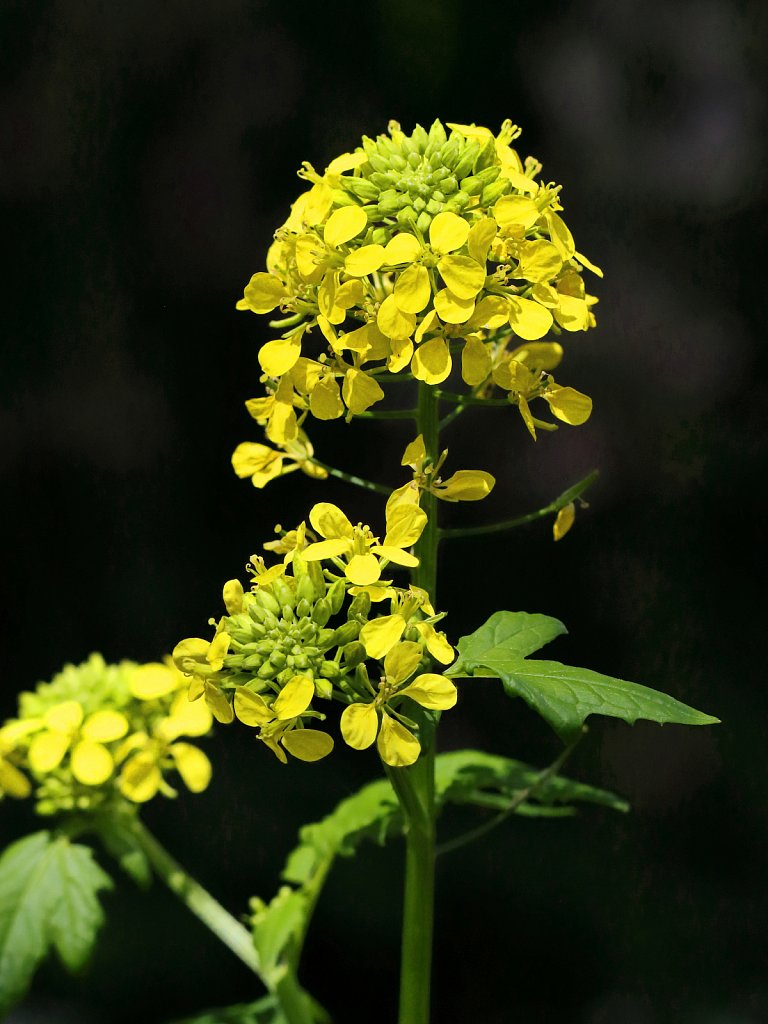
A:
369,171,392,189
366,152,389,174
316,628,336,649
481,180,512,206
460,174,484,196
333,620,361,646
319,660,341,680
353,663,373,696
314,677,333,700
439,137,460,168
269,650,287,669
416,211,432,235
272,578,295,610
326,578,346,614
474,137,496,172
342,641,367,667
299,619,317,642
348,592,371,622
307,560,326,600
411,123,429,153
344,178,379,202
312,598,332,627
256,589,281,616
296,574,314,605
476,165,501,186
397,206,418,228
452,142,481,180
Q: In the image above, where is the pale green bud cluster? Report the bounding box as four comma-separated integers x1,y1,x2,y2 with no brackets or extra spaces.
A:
344,120,512,237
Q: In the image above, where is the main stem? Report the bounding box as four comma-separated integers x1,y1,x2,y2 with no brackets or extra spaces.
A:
395,382,440,1024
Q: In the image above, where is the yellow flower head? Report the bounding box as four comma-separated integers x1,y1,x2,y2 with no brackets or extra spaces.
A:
340,641,457,767
2,654,214,814
234,118,601,471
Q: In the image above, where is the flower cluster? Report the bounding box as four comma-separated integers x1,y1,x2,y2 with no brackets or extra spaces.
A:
235,118,600,467
173,498,457,767
0,654,213,813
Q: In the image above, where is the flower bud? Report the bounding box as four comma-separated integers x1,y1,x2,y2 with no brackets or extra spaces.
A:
314,677,333,700
342,641,367,668
312,598,332,627
327,579,346,615
319,660,341,680
348,592,371,622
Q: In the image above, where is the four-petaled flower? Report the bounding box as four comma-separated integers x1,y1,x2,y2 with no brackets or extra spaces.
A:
233,674,334,763
340,641,457,767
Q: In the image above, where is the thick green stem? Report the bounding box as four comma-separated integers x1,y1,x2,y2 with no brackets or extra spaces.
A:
128,818,260,976
392,382,440,1024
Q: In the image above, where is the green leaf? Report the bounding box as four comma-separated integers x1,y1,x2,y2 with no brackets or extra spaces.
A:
452,610,567,673
252,887,308,977
434,749,629,814
500,659,720,741
0,831,113,1013
453,610,720,741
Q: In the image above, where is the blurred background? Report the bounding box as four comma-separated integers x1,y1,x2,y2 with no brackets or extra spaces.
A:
1,0,765,1021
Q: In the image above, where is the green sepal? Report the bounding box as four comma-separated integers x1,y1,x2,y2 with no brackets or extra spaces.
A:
0,830,113,1014
451,610,720,742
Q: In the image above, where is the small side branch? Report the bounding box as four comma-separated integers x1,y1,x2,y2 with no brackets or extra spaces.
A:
439,469,599,540
308,459,391,496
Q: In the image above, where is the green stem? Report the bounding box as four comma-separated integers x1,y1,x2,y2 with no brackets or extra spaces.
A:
439,469,599,540
308,459,391,496
434,390,510,407
128,818,260,976
391,382,440,1024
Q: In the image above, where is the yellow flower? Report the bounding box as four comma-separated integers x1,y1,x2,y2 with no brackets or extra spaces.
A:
0,722,33,799
231,118,601,443
398,435,495,504
301,500,426,586
26,700,130,787
340,641,457,767
172,633,234,723
231,429,328,489
233,675,333,764
116,689,213,803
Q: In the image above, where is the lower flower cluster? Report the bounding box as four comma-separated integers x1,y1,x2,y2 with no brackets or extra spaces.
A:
173,498,457,767
0,654,213,812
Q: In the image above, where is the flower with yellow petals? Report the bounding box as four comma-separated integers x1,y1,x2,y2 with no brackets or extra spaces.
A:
233,675,334,764
26,701,130,788
0,722,33,799
302,500,426,586
117,690,213,803
340,641,457,767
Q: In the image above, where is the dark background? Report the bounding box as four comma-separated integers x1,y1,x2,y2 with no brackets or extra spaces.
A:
1,1,765,1021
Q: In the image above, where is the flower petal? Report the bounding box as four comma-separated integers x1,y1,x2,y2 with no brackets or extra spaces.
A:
120,755,162,803
544,387,592,425
324,205,367,247
309,502,354,539
382,232,422,265
553,502,576,541
359,614,406,659
81,710,129,743
344,244,385,277
0,759,31,799
434,289,475,325
345,553,381,587
282,729,334,762
377,713,420,767
508,297,553,341
234,687,273,727
130,662,180,700
28,731,70,774
44,701,83,734
274,675,315,720
70,740,114,785
461,337,492,386
170,743,212,793
341,368,385,414
384,641,423,686
429,211,469,253
394,264,431,314
340,703,379,750
399,673,458,710
437,255,486,300
377,294,416,340
412,336,452,384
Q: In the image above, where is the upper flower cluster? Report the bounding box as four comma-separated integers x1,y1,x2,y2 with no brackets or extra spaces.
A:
236,118,600,451
0,654,213,812
173,496,457,767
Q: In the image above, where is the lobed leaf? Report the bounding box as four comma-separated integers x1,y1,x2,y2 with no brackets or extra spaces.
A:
0,831,112,1013
452,610,720,741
